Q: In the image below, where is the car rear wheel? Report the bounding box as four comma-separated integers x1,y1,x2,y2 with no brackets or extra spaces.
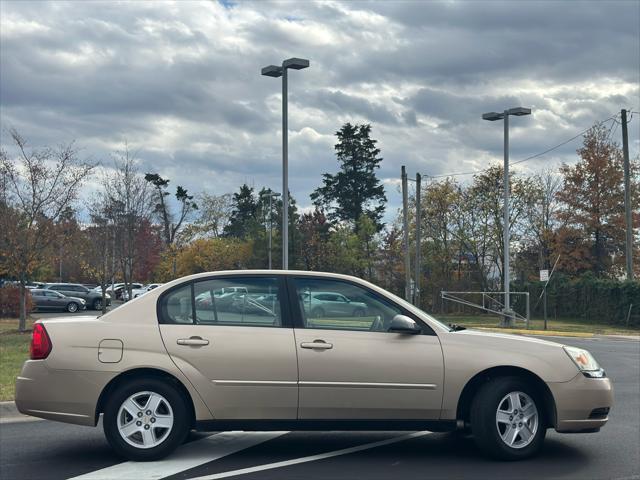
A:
470,376,546,460
66,302,79,313
103,378,190,461
311,307,325,318
93,299,102,310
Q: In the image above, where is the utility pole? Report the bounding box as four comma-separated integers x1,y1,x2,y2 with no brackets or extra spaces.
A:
621,109,634,280
414,173,422,306
402,166,411,301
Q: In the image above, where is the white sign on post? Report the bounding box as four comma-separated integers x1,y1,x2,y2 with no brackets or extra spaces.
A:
540,269,549,282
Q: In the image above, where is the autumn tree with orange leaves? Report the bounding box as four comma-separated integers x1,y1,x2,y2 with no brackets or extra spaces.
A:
555,124,640,277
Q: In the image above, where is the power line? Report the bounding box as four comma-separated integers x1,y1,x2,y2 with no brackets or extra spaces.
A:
425,112,621,179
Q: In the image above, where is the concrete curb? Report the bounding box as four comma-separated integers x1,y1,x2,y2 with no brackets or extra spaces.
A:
0,401,41,423
473,327,594,338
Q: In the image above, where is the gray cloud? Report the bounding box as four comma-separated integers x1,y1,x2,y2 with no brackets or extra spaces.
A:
1,0,638,224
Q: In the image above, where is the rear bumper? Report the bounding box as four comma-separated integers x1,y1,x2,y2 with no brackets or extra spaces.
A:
548,373,613,433
15,360,116,426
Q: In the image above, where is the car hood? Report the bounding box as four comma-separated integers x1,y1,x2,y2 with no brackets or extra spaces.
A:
438,328,579,383
452,328,565,348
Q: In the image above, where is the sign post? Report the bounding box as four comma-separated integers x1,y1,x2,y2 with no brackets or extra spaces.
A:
540,269,549,330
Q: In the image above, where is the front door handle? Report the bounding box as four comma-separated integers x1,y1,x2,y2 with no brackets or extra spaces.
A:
177,336,209,346
301,340,333,350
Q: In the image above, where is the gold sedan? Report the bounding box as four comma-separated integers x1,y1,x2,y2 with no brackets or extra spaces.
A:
16,271,613,461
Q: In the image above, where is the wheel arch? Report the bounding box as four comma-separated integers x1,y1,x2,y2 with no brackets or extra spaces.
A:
95,367,196,427
456,365,557,428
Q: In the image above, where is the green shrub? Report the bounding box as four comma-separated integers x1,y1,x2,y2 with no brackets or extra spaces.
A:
519,275,640,326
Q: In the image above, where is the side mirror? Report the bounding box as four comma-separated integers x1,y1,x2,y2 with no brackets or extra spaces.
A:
388,315,421,334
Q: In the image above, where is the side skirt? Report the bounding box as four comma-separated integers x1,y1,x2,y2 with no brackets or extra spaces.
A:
194,419,457,433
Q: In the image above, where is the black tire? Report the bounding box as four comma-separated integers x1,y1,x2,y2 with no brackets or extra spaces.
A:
470,376,546,460
103,378,190,461
353,308,366,317
311,307,325,318
66,302,79,313
92,299,102,310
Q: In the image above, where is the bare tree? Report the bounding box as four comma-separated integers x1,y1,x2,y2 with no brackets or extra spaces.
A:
527,169,562,271
103,146,152,301
185,193,233,240
0,129,93,331
81,194,118,314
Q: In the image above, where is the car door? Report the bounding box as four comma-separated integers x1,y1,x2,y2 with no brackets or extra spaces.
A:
31,291,48,309
158,275,298,420
291,276,444,420
46,291,67,309
73,285,90,302
334,294,352,316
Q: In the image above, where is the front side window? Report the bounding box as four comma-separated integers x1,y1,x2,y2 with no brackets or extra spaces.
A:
159,277,281,327
293,278,403,332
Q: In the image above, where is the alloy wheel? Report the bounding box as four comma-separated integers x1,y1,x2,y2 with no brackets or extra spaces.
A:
117,391,174,449
495,391,539,449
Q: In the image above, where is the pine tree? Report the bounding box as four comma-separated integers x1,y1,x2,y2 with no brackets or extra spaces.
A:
311,123,387,231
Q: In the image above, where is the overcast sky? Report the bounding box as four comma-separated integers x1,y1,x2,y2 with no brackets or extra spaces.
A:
1,0,639,223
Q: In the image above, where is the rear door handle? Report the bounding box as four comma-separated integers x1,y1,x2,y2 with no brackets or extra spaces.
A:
301,340,333,350
177,336,209,346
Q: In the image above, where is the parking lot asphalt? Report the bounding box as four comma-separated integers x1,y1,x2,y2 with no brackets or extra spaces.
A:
1,336,638,480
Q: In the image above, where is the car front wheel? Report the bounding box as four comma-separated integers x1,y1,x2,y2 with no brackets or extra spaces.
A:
470,376,546,460
66,302,79,313
93,299,102,310
103,378,190,461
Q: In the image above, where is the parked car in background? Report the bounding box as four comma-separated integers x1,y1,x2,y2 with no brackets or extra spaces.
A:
123,283,163,301
16,271,612,462
299,291,368,318
43,283,111,311
30,289,86,313
93,283,143,300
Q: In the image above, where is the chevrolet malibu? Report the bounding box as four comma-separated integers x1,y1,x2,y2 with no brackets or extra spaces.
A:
15,271,613,461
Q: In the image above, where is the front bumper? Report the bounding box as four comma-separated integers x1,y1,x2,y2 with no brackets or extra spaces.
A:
15,360,116,426
548,373,613,432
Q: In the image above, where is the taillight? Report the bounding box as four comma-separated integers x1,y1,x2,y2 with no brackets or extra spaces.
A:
30,323,52,360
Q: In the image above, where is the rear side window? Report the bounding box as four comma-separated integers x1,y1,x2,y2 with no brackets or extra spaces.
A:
159,277,282,327
159,284,193,324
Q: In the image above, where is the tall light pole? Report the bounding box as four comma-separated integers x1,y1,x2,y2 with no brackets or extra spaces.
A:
482,107,532,327
261,191,281,270
261,57,310,270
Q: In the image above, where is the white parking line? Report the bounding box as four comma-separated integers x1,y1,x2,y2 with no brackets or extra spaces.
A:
190,430,432,480
68,431,288,480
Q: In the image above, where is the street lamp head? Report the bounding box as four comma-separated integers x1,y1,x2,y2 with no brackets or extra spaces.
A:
507,107,532,116
482,112,504,121
283,57,310,70
261,65,283,77
261,192,281,198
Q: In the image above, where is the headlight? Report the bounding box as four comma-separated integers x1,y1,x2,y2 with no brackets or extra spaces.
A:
105,293,111,299
563,346,606,378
